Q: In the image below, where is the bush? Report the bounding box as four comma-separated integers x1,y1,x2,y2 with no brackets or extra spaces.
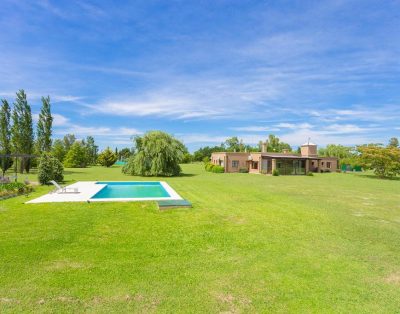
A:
306,172,314,176
204,162,225,173
38,153,64,185
211,165,224,173
202,156,210,163
204,163,215,171
0,182,33,199
239,168,249,173
272,169,280,176
97,147,118,167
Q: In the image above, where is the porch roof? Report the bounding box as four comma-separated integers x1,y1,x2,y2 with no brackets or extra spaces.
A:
259,153,322,160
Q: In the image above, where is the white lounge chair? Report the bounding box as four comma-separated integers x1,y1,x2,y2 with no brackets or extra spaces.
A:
50,180,79,194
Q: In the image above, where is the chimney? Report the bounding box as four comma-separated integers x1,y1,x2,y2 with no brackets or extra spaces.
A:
261,142,267,153
282,149,289,154
300,140,318,157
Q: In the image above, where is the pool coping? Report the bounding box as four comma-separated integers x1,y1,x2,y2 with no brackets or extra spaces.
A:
26,181,182,204
89,181,183,202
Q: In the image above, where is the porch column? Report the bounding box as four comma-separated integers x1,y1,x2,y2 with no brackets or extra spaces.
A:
272,159,276,173
224,156,227,173
305,159,310,174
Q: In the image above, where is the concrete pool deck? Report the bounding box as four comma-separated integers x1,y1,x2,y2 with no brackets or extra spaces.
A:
26,181,182,204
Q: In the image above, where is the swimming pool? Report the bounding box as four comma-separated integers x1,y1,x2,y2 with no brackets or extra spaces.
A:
90,181,182,201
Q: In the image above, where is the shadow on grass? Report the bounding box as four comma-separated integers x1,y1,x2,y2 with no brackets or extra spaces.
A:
179,173,197,177
63,170,87,175
349,172,400,181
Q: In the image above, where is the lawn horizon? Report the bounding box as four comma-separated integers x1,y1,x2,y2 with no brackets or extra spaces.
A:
1,163,400,312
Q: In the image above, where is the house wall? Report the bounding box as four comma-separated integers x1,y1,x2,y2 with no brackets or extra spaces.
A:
225,153,249,172
211,152,249,173
211,153,226,167
211,152,339,174
318,158,338,172
249,153,261,173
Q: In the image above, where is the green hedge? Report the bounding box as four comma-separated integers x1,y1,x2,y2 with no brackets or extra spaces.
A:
211,165,224,173
0,182,33,199
204,163,224,173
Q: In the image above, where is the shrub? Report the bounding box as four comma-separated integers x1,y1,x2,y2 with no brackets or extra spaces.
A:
272,169,280,176
239,168,249,173
0,182,33,199
202,156,210,163
38,153,64,185
306,172,314,176
205,163,215,171
97,147,118,167
211,165,224,173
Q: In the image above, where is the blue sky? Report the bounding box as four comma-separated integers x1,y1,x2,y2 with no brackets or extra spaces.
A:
1,0,399,151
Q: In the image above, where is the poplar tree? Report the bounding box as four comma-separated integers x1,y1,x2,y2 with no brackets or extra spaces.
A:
37,96,53,152
85,136,98,165
0,99,12,176
11,90,34,173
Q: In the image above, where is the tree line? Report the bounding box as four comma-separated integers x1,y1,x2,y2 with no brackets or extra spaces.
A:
0,90,51,175
192,134,292,162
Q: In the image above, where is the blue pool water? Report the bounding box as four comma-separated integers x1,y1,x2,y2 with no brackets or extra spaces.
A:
91,181,170,199
114,161,126,166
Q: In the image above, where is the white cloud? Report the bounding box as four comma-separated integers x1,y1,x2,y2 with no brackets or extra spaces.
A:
52,113,69,126
276,122,313,129
54,124,142,137
32,113,69,126
279,129,381,147
230,126,280,132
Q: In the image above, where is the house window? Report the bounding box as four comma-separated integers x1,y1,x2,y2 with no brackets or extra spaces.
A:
232,160,239,168
252,161,258,169
326,162,331,168
321,162,324,166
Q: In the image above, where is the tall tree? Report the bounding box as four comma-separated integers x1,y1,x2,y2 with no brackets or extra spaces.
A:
265,134,292,152
0,99,13,176
63,134,76,152
318,144,354,159
225,136,241,152
36,96,53,152
11,90,34,173
358,145,400,178
51,139,66,162
122,131,185,176
118,147,132,160
388,137,399,148
85,136,98,165
63,141,88,168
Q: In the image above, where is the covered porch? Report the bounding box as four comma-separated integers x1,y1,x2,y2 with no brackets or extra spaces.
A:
248,155,311,175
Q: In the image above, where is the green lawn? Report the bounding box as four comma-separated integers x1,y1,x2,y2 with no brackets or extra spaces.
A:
1,164,400,313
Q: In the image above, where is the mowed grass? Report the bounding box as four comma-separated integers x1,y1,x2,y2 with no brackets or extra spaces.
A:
1,164,400,313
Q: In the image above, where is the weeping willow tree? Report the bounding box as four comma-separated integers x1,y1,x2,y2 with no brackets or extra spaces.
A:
122,131,185,176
